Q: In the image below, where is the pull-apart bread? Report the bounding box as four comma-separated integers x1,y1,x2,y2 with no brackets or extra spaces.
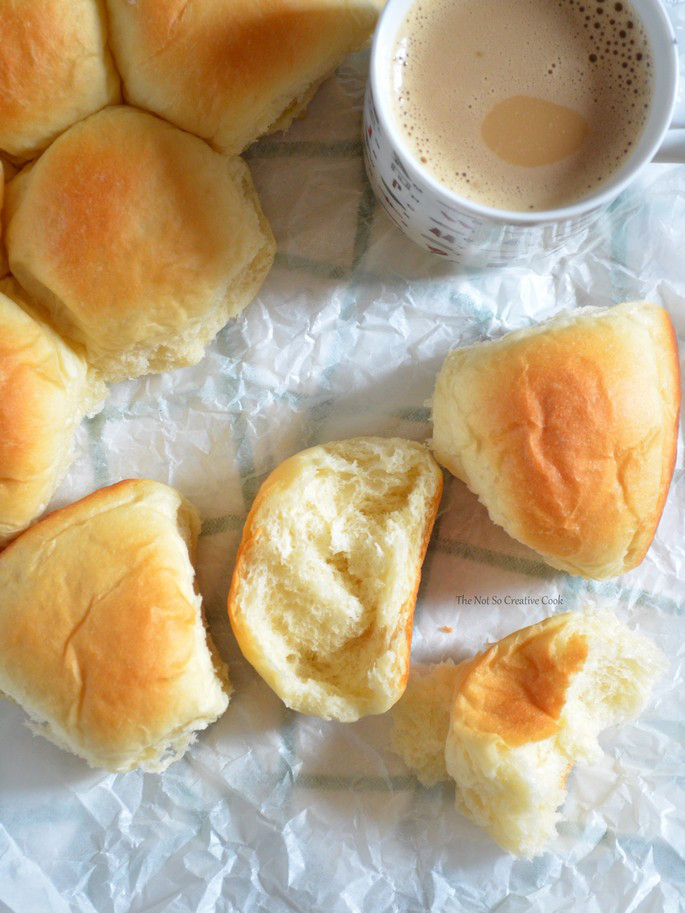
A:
390,610,667,857
0,278,105,545
104,0,383,153
0,0,120,161
4,105,276,382
228,437,443,721
0,480,230,772
432,303,680,578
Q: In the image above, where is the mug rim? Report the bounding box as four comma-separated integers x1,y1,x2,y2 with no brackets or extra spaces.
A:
370,0,680,226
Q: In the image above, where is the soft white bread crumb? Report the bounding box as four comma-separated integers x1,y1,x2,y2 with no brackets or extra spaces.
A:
228,437,443,721
444,610,668,857
390,661,458,787
0,480,231,772
431,302,681,579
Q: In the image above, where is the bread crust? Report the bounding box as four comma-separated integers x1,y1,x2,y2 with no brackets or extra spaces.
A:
0,479,230,771
432,303,681,578
451,615,589,747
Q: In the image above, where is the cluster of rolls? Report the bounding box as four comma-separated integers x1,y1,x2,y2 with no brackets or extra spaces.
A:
225,301,679,856
0,0,681,861
0,0,384,543
0,294,679,859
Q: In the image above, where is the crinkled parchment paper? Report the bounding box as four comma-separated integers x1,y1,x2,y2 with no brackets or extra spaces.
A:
2,7,685,910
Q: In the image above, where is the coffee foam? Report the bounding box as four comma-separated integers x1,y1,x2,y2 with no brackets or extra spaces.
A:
392,0,652,210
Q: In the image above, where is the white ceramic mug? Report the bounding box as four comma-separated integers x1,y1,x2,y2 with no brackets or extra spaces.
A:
362,0,685,266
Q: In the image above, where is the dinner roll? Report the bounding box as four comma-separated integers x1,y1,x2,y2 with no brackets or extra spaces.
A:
431,302,680,579
0,278,105,545
0,0,120,161
0,479,231,772
444,610,667,857
228,437,443,721
5,106,276,383
104,0,383,153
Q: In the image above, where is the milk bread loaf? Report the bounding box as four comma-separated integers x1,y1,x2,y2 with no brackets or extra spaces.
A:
5,106,276,382
0,278,105,544
0,479,231,772
104,0,383,154
431,302,680,578
0,0,120,161
228,437,443,721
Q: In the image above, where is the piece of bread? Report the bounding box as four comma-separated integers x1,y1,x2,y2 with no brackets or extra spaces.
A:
444,610,667,857
0,277,106,545
0,0,120,161
431,302,681,579
390,660,458,787
104,0,383,154
5,105,276,383
0,479,231,772
228,437,443,722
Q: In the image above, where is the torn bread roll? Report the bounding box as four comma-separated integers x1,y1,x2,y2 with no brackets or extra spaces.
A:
0,277,106,545
431,302,681,579
0,0,120,161
228,437,443,721
0,479,230,772
5,105,276,382
443,610,667,857
104,0,383,153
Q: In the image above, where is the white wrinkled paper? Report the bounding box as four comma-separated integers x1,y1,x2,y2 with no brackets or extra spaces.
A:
1,9,685,910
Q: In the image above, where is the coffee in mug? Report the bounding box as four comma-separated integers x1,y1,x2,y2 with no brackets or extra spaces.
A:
391,0,653,210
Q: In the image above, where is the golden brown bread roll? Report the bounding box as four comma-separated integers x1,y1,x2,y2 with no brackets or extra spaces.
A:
0,479,231,772
0,277,105,544
228,437,443,721
104,0,383,153
5,105,276,383
0,0,120,161
431,302,681,579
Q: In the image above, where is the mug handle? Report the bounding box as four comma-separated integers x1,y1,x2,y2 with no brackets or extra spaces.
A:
653,95,685,162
